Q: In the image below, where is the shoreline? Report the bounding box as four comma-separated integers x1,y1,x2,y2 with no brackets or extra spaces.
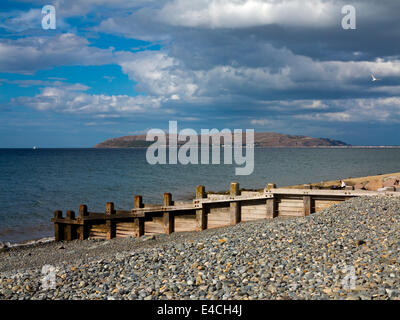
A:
1,196,399,300
0,237,54,251
2,171,400,247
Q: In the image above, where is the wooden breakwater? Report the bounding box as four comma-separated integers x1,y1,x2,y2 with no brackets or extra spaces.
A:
51,183,400,242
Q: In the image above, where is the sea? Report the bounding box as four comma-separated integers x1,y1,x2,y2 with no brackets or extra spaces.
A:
1,147,400,243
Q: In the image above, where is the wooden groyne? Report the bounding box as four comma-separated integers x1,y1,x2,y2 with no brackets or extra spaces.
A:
51,183,400,242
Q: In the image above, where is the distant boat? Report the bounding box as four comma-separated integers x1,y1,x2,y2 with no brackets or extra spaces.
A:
33,146,37,150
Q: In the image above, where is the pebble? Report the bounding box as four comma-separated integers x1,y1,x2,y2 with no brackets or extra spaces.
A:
1,196,400,300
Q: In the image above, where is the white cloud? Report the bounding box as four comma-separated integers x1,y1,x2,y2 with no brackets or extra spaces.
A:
0,33,115,74
250,119,273,126
115,47,400,104
4,0,400,131
118,51,199,99
0,9,42,32
293,97,400,123
12,84,163,115
157,0,340,28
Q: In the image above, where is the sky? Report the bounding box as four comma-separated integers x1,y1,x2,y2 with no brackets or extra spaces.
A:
0,0,400,147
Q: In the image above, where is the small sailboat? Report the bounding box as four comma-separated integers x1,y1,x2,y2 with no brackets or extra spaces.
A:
33,146,37,150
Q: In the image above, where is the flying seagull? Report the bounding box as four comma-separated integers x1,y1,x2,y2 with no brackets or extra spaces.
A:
371,74,381,82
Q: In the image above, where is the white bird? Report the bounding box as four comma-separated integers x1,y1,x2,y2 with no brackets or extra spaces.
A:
371,74,381,82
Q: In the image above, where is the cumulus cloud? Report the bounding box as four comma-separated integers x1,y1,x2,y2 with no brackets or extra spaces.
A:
0,33,115,74
157,0,340,28
293,97,400,123
4,0,400,136
0,9,42,32
114,46,400,104
12,83,163,115
118,51,198,100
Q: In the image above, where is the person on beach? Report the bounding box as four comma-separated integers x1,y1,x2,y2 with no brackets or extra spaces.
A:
332,180,346,189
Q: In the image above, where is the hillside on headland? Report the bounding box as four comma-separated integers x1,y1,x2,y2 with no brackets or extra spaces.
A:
94,132,349,148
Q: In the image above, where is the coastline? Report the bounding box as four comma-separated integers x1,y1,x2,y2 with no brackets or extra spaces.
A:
2,171,399,249
92,146,400,149
1,196,400,299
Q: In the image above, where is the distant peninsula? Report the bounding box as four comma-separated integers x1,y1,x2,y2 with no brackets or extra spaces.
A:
94,132,350,148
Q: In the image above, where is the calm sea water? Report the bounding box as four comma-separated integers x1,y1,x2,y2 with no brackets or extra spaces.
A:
1,148,400,243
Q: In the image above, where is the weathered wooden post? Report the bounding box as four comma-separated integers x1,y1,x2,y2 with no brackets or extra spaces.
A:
134,195,144,208
78,205,88,240
106,202,116,240
134,195,145,237
163,193,174,234
195,185,207,231
266,183,277,218
54,210,63,242
65,210,75,241
229,182,241,225
267,183,276,191
303,196,312,216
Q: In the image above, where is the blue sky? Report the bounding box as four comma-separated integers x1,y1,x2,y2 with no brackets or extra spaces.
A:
1,0,400,147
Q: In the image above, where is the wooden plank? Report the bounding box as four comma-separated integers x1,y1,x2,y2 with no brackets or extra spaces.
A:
196,185,206,199
265,188,395,197
279,210,304,217
207,208,231,228
241,206,266,213
116,222,135,228
278,199,304,208
132,205,196,215
65,211,75,241
77,211,145,222
133,218,145,237
267,183,277,191
90,223,108,232
116,221,136,238
230,202,241,225
230,182,240,196
278,197,303,216
54,211,63,242
89,229,106,239
229,183,241,225
314,199,343,213
277,208,304,214
116,228,135,237
196,207,207,231
51,218,84,225
134,195,144,209
314,200,342,207
163,193,174,234
194,195,272,207
303,196,311,216
241,207,268,221
163,212,174,234
133,195,145,237
174,215,197,232
78,205,88,240
145,216,164,235
105,202,116,240
266,197,277,219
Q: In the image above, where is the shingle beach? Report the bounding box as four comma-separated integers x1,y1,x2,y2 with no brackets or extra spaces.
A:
1,196,399,300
